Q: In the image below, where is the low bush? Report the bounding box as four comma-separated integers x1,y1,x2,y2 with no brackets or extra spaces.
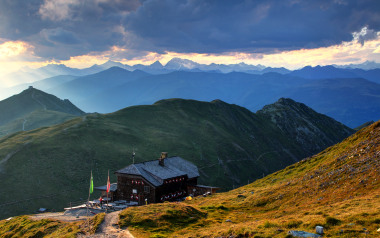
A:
325,216,341,227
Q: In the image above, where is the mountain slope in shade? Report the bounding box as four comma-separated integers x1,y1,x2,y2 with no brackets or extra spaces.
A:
67,69,380,127
77,70,309,113
0,75,77,101
0,98,352,219
118,121,380,238
48,67,149,106
0,87,84,136
0,110,78,137
1,61,132,87
3,64,85,87
289,65,380,84
257,98,353,154
285,77,380,128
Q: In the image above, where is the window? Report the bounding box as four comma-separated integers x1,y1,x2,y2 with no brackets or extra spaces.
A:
132,189,137,194
144,186,150,193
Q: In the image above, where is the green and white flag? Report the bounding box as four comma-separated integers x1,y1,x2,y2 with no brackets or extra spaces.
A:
89,171,94,194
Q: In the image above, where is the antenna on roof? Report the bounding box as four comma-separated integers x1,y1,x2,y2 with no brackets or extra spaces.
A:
132,147,136,164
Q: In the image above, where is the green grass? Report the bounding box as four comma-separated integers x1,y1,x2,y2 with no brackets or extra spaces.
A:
119,203,207,237
84,212,106,234
0,87,83,127
0,213,106,237
0,109,78,137
0,216,81,238
0,98,353,219
0,120,378,237
116,121,380,238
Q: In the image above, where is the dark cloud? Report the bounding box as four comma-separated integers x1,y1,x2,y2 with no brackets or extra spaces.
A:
0,0,379,61
124,0,380,54
39,28,82,45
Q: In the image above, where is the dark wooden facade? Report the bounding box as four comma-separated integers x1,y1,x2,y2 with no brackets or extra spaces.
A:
115,153,200,205
116,174,156,205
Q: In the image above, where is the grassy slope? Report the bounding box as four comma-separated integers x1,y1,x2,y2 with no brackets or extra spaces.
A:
0,213,105,238
0,87,83,125
0,99,351,219
119,121,380,238
0,87,84,138
0,110,78,137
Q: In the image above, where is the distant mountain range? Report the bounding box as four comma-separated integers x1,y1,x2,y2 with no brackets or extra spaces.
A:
0,97,353,219
334,60,380,70
27,68,378,128
289,65,380,84
1,58,380,128
0,87,84,137
3,58,379,88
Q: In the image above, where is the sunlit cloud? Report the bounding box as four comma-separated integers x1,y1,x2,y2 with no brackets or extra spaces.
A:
49,33,380,70
0,41,32,59
258,34,380,69
1,28,379,78
0,40,39,78
114,34,380,69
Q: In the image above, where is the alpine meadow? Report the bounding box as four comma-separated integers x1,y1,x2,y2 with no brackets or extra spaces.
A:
0,1,379,238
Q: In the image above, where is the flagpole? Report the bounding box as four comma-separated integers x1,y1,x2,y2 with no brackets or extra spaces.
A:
87,170,93,217
106,170,109,212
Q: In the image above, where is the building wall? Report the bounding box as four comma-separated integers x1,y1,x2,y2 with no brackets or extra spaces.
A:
155,177,188,202
116,174,199,204
116,174,156,205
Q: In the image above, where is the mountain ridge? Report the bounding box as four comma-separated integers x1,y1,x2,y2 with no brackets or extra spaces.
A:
289,65,380,84
58,69,380,127
0,97,353,219
0,87,84,137
3,58,379,89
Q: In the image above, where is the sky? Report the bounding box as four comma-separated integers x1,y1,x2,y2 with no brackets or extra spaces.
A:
0,0,380,75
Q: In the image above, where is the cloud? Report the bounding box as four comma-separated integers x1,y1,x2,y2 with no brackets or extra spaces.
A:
122,0,380,54
39,0,140,21
39,28,82,45
0,41,34,59
353,27,379,45
39,0,80,21
0,0,379,62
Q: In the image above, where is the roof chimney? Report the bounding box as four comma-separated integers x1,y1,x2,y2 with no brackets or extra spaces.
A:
159,152,168,166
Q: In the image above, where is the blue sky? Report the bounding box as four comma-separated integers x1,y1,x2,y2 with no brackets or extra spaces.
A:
0,0,379,74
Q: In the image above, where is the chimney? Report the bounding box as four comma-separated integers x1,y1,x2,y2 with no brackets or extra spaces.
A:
159,152,168,166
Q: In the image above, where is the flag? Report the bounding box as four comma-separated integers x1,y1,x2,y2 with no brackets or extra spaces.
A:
106,170,110,193
89,171,94,194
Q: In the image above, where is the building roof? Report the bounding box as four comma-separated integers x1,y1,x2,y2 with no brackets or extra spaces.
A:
116,156,200,187
94,183,118,192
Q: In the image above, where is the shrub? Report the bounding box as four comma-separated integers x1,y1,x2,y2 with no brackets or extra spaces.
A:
372,218,380,224
150,234,166,238
263,221,278,228
286,220,303,228
254,198,269,207
325,216,341,226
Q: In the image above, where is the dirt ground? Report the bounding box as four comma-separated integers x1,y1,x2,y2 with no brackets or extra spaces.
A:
31,212,88,222
31,211,135,238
